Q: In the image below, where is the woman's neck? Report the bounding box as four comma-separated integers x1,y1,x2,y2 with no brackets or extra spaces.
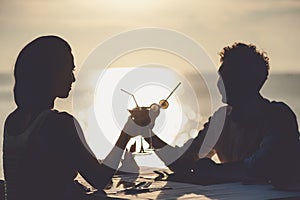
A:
19,98,55,114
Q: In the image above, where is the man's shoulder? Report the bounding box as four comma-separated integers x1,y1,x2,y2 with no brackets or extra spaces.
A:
266,100,296,119
261,100,298,130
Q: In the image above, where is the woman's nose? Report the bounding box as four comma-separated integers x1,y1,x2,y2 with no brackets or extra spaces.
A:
72,72,76,83
71,72,76,83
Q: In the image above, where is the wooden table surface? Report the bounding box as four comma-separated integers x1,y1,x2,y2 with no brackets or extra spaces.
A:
1,169,299,200
94,168,300,200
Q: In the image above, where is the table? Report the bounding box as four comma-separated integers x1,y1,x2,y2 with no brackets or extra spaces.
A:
95,168,300,200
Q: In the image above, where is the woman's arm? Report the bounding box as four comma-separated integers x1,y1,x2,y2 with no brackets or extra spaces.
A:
44,111,132,190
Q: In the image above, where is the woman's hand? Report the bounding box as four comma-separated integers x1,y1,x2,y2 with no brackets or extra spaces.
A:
122,104,160,138
122,116,142,137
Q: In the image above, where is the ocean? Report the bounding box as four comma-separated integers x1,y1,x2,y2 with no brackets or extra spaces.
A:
1,72,300,179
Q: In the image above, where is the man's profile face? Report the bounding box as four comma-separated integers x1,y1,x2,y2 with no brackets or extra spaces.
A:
217,63,248,106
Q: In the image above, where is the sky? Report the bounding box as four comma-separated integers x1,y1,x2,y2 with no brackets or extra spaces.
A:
0,0,300,74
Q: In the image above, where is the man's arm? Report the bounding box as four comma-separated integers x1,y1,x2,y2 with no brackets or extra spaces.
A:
145,106,227,172
243,102,300,180
156,120,211,172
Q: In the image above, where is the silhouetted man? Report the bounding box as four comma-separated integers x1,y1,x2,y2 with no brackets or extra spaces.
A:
145,43,300,189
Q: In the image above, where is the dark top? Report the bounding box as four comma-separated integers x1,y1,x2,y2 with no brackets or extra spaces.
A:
3,110,112,200
169,97,300,184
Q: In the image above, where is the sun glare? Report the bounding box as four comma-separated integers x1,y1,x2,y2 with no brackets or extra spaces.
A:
94,66,183,148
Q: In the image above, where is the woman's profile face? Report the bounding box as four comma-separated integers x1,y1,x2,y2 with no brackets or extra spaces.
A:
51,50,76,98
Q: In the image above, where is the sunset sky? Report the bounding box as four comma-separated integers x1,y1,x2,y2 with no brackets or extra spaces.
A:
0,0,300,74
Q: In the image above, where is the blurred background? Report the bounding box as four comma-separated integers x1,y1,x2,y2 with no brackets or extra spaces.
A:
1,0,300,179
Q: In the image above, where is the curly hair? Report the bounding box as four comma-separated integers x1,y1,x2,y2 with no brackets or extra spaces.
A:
219,43,270,91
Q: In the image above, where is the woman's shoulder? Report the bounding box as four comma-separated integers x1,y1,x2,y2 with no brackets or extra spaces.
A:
46,110,79,130
47,110,76,123
41,110,82,142
49,109,72,117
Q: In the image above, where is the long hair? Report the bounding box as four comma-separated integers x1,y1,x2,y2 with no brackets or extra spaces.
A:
13,36,71,110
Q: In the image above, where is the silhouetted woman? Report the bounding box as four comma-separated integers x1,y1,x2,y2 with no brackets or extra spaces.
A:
3,36,134,199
